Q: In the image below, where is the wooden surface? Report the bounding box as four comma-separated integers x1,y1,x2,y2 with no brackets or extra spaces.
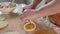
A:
0,13,57,34
31,24,57,34
0,13,25,34
49,13,60,27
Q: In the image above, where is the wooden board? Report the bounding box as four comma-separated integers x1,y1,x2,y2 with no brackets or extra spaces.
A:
49,13,60,27
0,13,57,34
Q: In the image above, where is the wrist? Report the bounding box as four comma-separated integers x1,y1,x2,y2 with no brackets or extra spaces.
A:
28,4,36,9
34,10,40,17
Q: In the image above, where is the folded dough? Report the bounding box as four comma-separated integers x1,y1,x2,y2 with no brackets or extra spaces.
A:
0,16,5,21
0,21,8,29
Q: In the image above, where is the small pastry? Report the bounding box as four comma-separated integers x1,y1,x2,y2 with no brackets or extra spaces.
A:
0,16,5,21
0,4,4,8
24,20,36,32
6,3,16,8
0,21,8,30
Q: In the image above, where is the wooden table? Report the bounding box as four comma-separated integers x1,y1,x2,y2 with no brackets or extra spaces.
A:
0,13,57,34
49,13,60,27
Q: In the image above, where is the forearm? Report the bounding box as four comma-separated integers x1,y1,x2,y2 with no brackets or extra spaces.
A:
45,0,52,3
36,0,60,17
29,0,42,9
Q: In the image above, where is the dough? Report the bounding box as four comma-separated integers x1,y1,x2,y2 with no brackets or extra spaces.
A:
1,32,19,34
6,3,16,8
0,16,5,21
0,4,4,8
0,21,8,29
24,20,36,32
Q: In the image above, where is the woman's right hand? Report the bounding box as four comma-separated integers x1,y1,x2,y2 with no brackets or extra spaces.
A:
23,5,33,10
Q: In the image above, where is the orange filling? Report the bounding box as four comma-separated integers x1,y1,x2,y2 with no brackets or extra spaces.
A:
25,23,35,29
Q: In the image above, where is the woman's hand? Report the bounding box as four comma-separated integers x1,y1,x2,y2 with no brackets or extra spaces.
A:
20,9,39,22
23,5,33,10
23,5,33,12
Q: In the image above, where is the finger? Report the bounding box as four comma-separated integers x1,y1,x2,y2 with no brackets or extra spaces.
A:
21,17,28,22
23,7,26,10
23,7,28,11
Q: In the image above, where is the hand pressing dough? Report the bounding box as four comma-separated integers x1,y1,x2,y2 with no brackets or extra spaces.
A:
1,32,19,34
0,21,8,29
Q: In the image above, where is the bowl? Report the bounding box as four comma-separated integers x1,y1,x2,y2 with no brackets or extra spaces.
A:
0,2,17,14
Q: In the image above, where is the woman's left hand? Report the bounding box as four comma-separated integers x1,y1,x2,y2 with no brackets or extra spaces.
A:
20,9,39,22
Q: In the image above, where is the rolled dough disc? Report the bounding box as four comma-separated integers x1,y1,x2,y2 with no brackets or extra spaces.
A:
0,21,8,29
1,32,19,34
0,16,5,21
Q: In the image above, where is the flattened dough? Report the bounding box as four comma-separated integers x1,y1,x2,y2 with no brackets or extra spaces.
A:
0,21,8,29
1,32,19,34
0,16,5,21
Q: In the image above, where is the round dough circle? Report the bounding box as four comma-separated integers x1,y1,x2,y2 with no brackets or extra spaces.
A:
0,16,5,21
1,32,19,34
0,21,8,29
